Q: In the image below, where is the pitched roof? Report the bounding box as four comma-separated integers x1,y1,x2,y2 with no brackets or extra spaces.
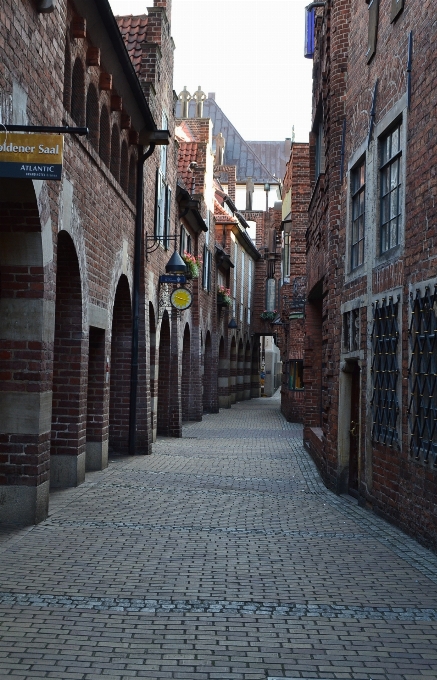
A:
175,97,286,183
214,199,237,224
177,141,198,189
116,15,148,75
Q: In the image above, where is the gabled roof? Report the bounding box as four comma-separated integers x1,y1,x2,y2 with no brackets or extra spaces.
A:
116,15,149,75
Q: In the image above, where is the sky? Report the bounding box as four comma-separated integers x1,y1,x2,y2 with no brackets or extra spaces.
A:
108,0,313,143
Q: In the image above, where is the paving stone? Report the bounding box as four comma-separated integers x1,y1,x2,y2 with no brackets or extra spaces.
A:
0,393,437,678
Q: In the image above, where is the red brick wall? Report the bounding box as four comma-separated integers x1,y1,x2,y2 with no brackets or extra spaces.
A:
109,276,132,455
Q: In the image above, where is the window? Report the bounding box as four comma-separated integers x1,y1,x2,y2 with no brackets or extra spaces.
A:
154,170,171,246
391,0,404,22
287,360,304,391
408,285,437,465
315,119,325,179
180,226,192,254
350,160,365,270
202,246,212,292
247,259,252,324
343,309,360,353
154,111,170,246
380,123,402,254
366,0,380,63
233,242,238,315
371,297,400,447
283,232,290,279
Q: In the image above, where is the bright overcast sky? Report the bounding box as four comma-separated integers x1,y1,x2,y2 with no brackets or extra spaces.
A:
108,0,313,143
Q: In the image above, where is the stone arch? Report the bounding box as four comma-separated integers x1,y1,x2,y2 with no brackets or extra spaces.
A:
63,37,72,112
51,230,87,488
86,84,99,151
128,152,136,202
120,140,129,194
149,302,157,442
108,275,132,456
99,104,111,167
181,323,191,422
0,179,52,524
244,340,252,400
237,338,244,402
230,336,237,405
71,57,85,126
218,336,230,408
203,330,214,412
110,123,121,182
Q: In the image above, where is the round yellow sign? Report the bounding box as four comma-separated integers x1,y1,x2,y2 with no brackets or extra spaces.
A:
170,287,192,311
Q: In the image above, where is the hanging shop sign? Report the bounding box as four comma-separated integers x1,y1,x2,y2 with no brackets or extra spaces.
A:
0,132,64,180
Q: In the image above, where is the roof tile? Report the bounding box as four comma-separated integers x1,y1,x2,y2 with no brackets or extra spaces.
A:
116,15,149,74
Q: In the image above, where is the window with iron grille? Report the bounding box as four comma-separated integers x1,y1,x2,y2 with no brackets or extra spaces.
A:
371,297,400,446
407,285,437,466
286,360,304,391
380,123,402,253
350,160,365,270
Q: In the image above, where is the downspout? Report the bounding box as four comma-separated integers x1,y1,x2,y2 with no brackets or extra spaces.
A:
129,143,156,456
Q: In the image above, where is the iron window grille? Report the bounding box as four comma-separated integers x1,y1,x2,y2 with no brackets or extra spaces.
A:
351,160,365,270
407,285,437,466
371,296,400,447
380,124,402,254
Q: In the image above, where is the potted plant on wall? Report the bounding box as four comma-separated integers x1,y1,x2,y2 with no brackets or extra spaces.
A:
181,251,202,279
260,309,278,322
217,285,232,308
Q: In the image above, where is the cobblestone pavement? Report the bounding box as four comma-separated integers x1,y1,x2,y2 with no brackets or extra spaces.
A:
1,393,437,680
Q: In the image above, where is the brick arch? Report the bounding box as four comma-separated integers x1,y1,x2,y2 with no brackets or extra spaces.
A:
109,275,132,456
203,330,214,413
51,230,87,487
0,179,52,524
218,335,230,409
99,104,110,167
181,323,191,422
230,336,237,404
157,311,171,435
71,57,85,126
120,140,129,194
128,152,136,202
110,123,121,182
244,340,252,400
237,338,244,402
86,84,99,151
63,37,72,112
149,302,157,441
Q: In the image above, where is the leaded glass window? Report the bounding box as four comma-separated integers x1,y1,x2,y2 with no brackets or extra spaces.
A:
380,124,402,253
351,160,365,270
371,297,400,446
408,286,437,465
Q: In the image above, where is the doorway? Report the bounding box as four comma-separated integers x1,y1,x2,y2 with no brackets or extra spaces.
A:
348,361,361,496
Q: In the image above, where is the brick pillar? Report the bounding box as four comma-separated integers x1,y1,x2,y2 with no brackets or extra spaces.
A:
243,342,251,400
303,299,323,432
108,276,132,456
86,327,108,470
251,338,261,398
51,231,88,487
0,181,53,524
169,309,182,436
203,331,216,412
230,337,237,404
236,340,244,402
218,336,230,408
157,312,171,436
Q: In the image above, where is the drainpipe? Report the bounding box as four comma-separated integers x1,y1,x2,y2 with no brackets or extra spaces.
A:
128,129,170,456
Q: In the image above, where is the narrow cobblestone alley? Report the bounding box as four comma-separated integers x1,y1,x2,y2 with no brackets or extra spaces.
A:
1,394,437,680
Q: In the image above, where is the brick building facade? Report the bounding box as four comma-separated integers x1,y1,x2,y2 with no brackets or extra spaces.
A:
304,0,437,549
0,0,269,527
